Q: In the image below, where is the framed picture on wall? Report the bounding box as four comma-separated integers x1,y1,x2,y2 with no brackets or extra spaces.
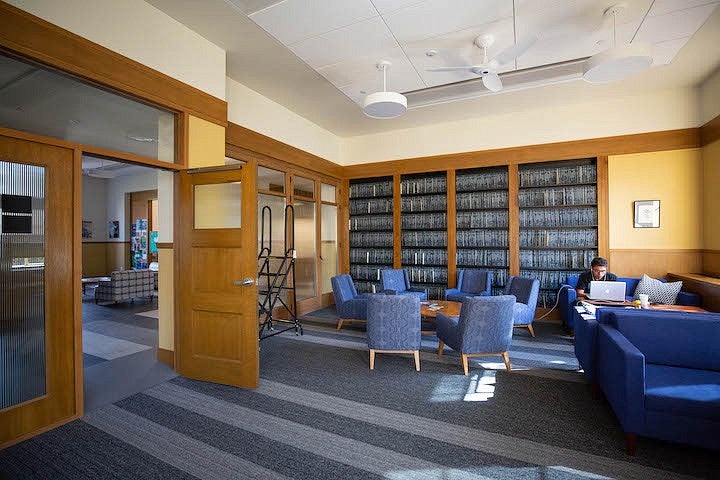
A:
634,200,660,228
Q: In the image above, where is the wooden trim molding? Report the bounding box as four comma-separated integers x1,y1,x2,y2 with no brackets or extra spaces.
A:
156,242,174,249
700,113,720,146
157,348,175,367
343,128,700,179
596,156,610,258
226,123,344,179
0,2,227,128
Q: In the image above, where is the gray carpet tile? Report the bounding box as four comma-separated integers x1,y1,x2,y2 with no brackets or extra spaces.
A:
116,392,384,480
82,353,107,368
82,301,158,329
0,420,193,480
82,319,158,347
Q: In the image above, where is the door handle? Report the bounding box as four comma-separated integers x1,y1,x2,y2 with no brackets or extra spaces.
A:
234,277,255,287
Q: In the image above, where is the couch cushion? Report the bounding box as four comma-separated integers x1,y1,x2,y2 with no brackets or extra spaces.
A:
645,364,720,421
634,274,682,305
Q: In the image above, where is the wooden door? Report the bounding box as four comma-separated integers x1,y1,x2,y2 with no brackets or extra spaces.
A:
176,164,259,388
0,133,78,448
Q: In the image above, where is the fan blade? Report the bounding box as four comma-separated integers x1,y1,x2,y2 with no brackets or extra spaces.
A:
493,35,538,65
425,66,476,72
482,72,503,92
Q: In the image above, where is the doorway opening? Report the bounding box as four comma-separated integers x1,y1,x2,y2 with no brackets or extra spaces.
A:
80,156,175,411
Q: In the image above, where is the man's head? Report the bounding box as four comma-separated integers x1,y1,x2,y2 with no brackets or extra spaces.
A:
590,257,608,280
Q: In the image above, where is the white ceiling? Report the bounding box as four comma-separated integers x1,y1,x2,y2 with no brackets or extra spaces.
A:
146,0,720,137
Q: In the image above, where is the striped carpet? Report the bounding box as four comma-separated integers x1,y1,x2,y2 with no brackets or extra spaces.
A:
2,323,718,479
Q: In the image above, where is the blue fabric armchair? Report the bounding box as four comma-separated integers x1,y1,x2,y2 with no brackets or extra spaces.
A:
444,269,492,302
380,269,428,300
366,294,422,371
559,275,701,331
436,295,516,375
503,276,540,337
596,310,720,454
331,274,369,331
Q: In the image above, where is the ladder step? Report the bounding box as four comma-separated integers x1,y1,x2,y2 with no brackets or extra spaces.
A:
258,272,288,277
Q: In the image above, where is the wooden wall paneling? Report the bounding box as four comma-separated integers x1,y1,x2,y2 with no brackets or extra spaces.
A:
609,249,703,279
703,250,720,277
343,129,700,179
596,156,609,258
667,273,720,312
339,179,350,274
393,174,402,269
700,113,720,146
0,3,227,128
507,164,520,277
446,170,457,288
82,242,108,276
226,123,344,179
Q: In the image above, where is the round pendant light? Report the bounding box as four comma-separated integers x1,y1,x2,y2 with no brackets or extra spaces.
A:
363,61,407,119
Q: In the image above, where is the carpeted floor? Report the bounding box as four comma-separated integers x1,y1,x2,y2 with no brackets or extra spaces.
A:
2,309,719,479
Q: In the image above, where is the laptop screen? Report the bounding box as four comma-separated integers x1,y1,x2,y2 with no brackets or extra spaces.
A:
587,281,626,301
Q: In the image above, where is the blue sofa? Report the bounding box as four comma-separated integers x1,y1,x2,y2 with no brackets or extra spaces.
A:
559,275,701,331
596,309,720,454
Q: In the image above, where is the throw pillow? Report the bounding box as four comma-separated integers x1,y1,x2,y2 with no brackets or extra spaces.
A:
633,274,682,305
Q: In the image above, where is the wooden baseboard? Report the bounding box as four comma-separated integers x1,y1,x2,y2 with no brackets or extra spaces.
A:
157,348,175,367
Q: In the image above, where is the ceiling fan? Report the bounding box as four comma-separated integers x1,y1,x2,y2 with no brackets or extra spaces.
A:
426,34,537,92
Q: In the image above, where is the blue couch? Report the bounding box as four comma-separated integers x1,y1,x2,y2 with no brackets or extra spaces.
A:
596,309,720,454
559,275,701,331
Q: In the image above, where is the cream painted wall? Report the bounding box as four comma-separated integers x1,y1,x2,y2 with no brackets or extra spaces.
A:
341,88,699,164
700,66,720,124
188,116,225,168
608,149,703,250
8,0,226,99
158,248,174,351
702,139,720,250
157,170,174,243
226,78,340,163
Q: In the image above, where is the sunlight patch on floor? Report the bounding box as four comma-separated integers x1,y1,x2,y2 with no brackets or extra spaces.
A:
463,370,496,402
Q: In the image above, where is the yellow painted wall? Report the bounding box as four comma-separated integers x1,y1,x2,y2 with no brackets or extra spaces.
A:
608,149,703,250
703,139,720,250
158,248,174,351
188,115,226,168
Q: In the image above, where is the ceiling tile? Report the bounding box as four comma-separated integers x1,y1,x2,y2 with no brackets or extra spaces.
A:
289,17,399,68
635,3,718,43
317,47,422,89
382,0,513,44
224,0,285,15
651,37,689,66
369,0,426,15
649,0,719,17
249,0,378,45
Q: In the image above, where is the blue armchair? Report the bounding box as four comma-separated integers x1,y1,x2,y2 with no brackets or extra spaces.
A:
559,275,701,332
444,269,492,302
366,294,422,371
331,274,369,331
436,295,516,375
503,276,540,337
596,310,720,454
380,269,428,300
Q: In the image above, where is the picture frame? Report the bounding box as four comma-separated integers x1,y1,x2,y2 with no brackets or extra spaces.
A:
634,200,660,228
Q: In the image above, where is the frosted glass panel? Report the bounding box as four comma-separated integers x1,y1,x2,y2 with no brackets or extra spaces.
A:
1,161,46,409
194,182,241,229
294,200,316,301
321,204,337,294
294,176,314,199
258,166,284,193
321,183,336,203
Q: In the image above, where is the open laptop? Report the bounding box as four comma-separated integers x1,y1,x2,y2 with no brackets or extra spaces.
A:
586,281,626,302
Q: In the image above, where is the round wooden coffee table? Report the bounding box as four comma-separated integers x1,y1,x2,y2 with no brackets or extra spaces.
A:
420,300,462,335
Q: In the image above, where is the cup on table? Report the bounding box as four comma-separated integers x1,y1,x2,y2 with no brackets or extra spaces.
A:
638,294,650,308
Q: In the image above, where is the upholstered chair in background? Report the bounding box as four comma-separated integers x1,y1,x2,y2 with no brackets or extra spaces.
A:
503,276,540,337
331,274,369,331
444,269,492,302
436,295,516,375
380,269,428,300
366,294,422,371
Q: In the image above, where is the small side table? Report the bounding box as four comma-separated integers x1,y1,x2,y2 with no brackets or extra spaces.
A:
82,276,110,295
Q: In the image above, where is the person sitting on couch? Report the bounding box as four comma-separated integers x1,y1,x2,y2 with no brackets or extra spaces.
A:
575,257,618,300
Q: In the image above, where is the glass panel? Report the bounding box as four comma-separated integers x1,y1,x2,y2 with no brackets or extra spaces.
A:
294,200,316,301
257,166,285,194
194,182,241,229
321,183,336,203
1,161,46,409
321,204,337,294
294,176,314,199
258,194,288,304
0,54,175,162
